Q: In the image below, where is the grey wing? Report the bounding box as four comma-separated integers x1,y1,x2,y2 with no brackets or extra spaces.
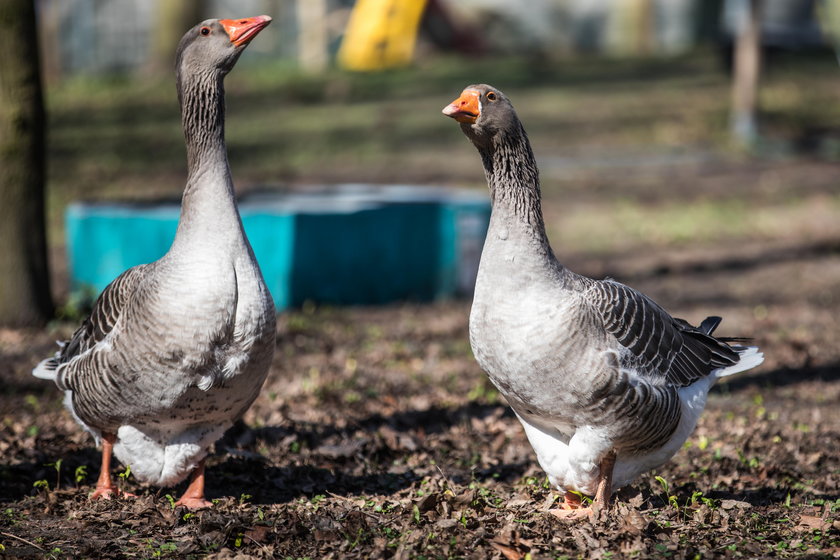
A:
55,265,149,366
586,279,740,387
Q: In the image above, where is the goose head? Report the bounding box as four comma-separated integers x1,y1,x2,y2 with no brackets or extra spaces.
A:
175,15,271,78
442,84,520,146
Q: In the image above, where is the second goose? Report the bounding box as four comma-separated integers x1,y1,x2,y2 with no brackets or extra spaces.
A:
443,84,763,516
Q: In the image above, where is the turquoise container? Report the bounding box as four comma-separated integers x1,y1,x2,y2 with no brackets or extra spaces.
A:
65,185,490,311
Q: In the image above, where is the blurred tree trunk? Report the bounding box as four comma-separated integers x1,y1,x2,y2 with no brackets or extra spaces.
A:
147,0,207,75
731,0,763,147
0,0,54,326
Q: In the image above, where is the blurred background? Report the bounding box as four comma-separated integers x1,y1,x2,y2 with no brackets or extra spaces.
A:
2,0,840,326
3,3,840,554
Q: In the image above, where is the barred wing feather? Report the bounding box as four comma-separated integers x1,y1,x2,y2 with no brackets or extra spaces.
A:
588,280,741,387
32,265,149,379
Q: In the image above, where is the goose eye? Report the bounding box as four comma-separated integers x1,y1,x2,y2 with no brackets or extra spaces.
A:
200,27,211,36
486,91,497,101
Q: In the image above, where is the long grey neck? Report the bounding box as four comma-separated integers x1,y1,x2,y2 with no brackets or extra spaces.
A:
179,71,227,174
171,67,243,254
476,121,550,247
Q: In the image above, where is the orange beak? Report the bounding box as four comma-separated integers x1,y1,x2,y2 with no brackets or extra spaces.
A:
442,89,481,124
220,15,272,47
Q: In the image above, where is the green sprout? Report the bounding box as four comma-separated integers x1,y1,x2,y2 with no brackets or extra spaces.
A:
655,475,679,510
45,458,63,490
74,465,88,485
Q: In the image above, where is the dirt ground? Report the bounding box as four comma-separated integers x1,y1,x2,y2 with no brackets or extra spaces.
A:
2,56,840,558
2,193,840,559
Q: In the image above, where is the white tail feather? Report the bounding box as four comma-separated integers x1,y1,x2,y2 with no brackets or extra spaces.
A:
715,346,764,378
32,358,58,380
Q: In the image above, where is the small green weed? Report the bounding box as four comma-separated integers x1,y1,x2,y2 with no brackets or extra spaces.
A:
44,458,63,490
74,465,88,485
654,475,679,510
146,540,178,557
737,450,761,469
24,394,40,412
467,379,498,403
308,494,326,511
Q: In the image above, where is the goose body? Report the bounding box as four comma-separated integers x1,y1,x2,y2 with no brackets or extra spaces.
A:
33,16,275,506
443,85,763,510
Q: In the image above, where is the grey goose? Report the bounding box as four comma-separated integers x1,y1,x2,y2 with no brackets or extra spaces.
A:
33,16,276,509
443,84,764,515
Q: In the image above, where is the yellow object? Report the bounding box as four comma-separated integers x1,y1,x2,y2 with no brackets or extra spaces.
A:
338,0,428,71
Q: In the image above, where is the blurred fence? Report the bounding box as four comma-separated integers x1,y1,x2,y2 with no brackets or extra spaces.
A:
37,0,353,79
36,0,838,80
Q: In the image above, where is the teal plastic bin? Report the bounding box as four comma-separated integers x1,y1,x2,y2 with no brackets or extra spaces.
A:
66,185,490,311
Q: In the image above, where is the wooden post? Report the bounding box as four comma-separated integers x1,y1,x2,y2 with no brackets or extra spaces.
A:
148,0,207,75
37,0,62,85
296,0,328,73
731,0,763,147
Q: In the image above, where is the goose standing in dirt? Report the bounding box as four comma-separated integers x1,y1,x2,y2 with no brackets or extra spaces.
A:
443,85,763,515
33,16,276,509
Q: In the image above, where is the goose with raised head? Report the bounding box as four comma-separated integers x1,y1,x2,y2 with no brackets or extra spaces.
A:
33,16,276,509
443,85,763,516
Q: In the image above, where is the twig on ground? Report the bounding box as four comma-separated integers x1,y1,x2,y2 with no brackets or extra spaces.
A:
1,531,46,552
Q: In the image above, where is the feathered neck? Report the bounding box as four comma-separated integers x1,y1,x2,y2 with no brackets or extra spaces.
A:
177,68,227,177
470,119,548,243
169,63,242,252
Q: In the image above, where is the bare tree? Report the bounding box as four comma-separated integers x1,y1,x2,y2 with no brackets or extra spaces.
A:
0,0,54,326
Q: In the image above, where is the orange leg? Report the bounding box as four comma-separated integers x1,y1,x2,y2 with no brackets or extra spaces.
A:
91,432,117,499
90,432,136,500
549,450,617,519
592,450,616,513
175,459,213,509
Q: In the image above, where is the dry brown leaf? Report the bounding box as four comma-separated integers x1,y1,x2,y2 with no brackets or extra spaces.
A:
489,539,524,560
720,499,751,510
243,525,270,543
796,515,832,532
620,508,647,535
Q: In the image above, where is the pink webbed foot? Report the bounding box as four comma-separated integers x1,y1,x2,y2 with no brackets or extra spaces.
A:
549,491,593,519
549,450,617,520
174,459,213,510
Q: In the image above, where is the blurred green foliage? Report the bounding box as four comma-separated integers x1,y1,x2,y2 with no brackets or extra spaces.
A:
45,51,840,254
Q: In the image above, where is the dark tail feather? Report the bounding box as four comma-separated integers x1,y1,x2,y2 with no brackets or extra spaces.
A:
698,316,756,345
699,316,722,335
